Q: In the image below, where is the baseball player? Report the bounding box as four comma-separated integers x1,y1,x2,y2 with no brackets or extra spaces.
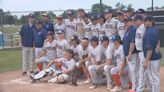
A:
82,13,92,39
56,30,70,58
35,32,57,70
65,10,77,42
76,8,85,23
116,11,126,41
123,8,133,18
87,36,105,89
30,49,76,84
90,15,103,41
41,13,54,33
69,35,81,62
123,17,139,92
76,38,93,84
97,13,105,28
19,13,35,75
94,36,115,90
33,20,47,71
54,16,65,34
143,15,161,92
110,35,128,92
103,8,118,39
133,15,147,92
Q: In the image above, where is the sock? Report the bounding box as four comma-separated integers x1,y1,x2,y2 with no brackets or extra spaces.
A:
112,74,121,87
37,63,43,71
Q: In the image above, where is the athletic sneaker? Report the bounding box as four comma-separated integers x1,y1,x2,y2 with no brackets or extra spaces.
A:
107,84,112,90
110,86,121,92
89,85,97,89
84,79,91,84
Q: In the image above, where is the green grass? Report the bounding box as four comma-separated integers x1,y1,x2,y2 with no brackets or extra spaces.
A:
0,49,22,73
0,48,163,73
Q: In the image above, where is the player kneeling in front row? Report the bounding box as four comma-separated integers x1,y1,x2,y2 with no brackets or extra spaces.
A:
30,49,76,83
110,35,129,92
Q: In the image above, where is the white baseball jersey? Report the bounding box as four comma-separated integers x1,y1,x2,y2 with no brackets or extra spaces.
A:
102,18,118,38
78,45,93,59
56,39,70,58
90,23,101,37
43,40,57,60
103,44,115,63
83,22,92,39
117,20,126,40
54,23,66,33
65,19,77,40
57,57,76,73
90,45,104,64
114,45,125,68
135,24,145,51
70,44,81,54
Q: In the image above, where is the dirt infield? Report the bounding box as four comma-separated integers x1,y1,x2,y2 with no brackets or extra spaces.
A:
0,67,164,92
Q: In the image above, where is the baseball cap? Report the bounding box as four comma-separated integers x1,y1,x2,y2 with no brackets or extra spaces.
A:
124,16,133,22
90,36,99,42
48,31,54,36
35,20,42,25
136,8,145,14
104,8,113,14
134,15,144,21
116,11,123,16
101,36,109,42
28,13,35,19
97,13,104,19
82,13,89,18
56,16,63,20
111,35,121,42
70,35,78,41
66,10,74,16
90,15,98,21
124,8,132,13
144,15,154,22
42,12,48,17
56,29,65,34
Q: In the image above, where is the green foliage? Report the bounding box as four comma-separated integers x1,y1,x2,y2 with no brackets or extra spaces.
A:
91,3,112,14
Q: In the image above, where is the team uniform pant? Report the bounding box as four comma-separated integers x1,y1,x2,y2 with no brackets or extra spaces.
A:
146,59,160,92
111,66,129,88
126,53,139,91
22,47,34,72
137,51,148,92
88,65,107,85
104,65,114,86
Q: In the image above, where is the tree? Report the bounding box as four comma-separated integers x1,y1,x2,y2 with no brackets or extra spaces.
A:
91,3,112,14
115,2,126,11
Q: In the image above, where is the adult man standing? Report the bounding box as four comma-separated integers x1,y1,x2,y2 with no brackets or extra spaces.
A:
19,14,35,75
143,15,161,92
41,13,54,33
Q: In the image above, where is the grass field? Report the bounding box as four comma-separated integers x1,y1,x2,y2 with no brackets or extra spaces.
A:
0,48,163,73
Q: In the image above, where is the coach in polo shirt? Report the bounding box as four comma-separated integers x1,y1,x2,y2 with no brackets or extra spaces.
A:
19,13,35,75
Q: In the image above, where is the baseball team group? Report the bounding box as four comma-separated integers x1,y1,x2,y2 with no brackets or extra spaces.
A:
19,8,161,92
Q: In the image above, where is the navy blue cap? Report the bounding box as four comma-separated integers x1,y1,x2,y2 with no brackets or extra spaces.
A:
136,8,145,14
82,13,89,18
97,13,104,19
112,35,121,41
134,15,144,21
36,20,42,24
90,15,98,21
144,15,154,22
28,13,35,19
90,36,99,42
71,35,78,41
124,16,133,22
124,8,132,13
116,11,123,16
101,36,109,42
56,29,65,34
48,31,54,36
66,10,74,16
104,8,113,14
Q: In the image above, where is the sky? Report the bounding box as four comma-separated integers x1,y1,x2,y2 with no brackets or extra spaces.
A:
0,0,164,13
